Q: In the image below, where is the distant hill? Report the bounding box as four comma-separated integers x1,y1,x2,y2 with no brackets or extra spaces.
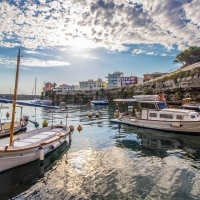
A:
0,94,40,100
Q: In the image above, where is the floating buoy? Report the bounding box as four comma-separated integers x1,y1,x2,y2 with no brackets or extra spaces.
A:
77,125,82,131
69,125,74,132
6,112,10,117
88,113,92,117
96,113,99,117
42,120,48,127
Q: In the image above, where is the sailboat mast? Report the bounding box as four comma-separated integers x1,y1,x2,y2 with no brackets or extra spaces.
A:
35,77,37,99
10,49,20,146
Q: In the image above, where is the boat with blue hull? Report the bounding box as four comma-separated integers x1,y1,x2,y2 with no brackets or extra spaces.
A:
91,100,108,105
91,97,108,105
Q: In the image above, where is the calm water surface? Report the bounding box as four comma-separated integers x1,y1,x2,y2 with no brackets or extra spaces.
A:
0,102,200,200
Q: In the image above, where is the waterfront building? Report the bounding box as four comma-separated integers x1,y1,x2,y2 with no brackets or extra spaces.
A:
79,78,107,91
137,77,143,84
120,76,138,87
106,71,124,88
54,84,79,92
143,72,166,82
43,82,54,92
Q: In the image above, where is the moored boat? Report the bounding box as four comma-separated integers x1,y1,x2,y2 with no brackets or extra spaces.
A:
0,105,29,138
110,95,200,134
90,98,108,105
0,49,70,173
181,98,200,112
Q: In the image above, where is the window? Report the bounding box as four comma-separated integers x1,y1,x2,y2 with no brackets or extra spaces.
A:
149,113,157,117
160,114,173,119
157,102,168,110
140,103,156,109
176,115,183,120
191,115,196,118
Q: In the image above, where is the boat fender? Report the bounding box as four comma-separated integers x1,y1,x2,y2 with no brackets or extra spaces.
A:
39,146,44,161
51,142,61,149
170,123,183,127
50,145,54,149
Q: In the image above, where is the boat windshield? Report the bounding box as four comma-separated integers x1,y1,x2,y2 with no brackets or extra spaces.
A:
157,102,168,110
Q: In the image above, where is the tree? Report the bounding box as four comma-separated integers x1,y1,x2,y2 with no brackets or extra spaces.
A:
173,46,200,67
52,82,57,89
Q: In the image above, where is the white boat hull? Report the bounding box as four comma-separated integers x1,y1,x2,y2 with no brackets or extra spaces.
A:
0,125,69,173
111,117,200,134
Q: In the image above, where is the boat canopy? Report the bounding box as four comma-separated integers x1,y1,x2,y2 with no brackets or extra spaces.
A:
133,95,160,101
0,98,59,109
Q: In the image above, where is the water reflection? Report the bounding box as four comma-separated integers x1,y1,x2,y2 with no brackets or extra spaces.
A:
113,125,200,165
0,142,71,200
1,103,200,199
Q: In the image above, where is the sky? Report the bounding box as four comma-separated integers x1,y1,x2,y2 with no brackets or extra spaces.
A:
0,0,200,95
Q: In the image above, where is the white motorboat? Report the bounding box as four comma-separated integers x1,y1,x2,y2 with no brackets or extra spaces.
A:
41,99,52,105
111,95,200,134
0,49,70,173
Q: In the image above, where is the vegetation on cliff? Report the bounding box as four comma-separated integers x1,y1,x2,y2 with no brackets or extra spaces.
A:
173,46,200,66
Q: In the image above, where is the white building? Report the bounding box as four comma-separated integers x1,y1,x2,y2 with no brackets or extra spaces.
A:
54,84,79,92
79,78,107,91
106,71,124,88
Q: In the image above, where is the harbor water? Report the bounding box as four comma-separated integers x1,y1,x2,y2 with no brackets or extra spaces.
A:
0,102,200,199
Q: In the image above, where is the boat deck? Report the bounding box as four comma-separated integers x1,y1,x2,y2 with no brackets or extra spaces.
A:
13,130,62,148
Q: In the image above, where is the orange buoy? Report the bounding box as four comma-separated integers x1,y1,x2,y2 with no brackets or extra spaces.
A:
77,125,82,131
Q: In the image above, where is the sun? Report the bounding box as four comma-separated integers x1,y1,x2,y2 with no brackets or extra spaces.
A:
70,36,96,49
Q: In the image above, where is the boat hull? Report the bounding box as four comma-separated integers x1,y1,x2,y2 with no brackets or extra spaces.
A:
0,125,69,173
110,117,200,134
93,102,108,105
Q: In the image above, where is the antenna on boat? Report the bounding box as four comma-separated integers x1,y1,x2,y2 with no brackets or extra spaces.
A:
10,49,21,146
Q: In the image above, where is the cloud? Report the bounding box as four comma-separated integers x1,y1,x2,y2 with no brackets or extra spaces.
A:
132,49,145,55
73,54,98,59
146,51,156,55
0,55,70,68
0,0,199,52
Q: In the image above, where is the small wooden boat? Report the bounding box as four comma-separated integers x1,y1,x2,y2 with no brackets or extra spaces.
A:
0,49,70,173
0,106,29,138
